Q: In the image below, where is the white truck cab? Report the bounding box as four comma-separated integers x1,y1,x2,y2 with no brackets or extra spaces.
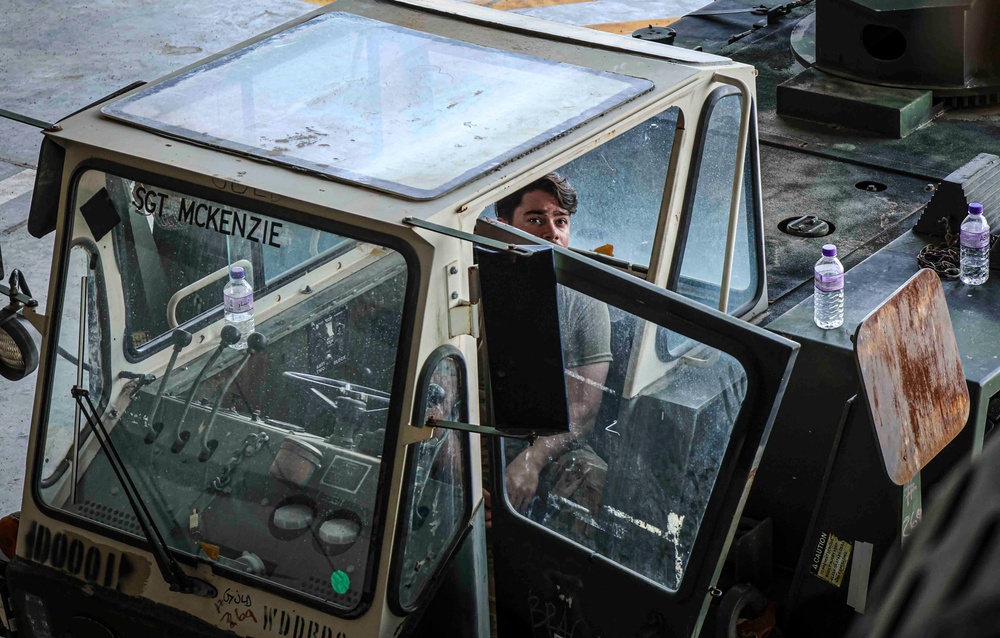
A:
0,1,798,636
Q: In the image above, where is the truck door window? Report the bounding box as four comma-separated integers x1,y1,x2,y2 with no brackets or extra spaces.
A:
499,285,747,591
394,349,470,610
38,169,412,615
671,89,761,315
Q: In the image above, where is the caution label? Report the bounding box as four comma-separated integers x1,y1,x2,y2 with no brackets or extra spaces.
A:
810,532,853,587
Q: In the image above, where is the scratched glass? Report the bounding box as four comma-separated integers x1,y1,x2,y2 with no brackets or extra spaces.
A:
38,168,410,614
559,106,680,267
102,12,651,199
501,286,748,591
397,355,468,609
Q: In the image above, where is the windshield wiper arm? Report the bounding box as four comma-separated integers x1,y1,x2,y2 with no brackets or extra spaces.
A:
71,385,216,598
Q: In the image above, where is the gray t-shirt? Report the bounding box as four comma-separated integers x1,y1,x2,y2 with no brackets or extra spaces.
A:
559,287,612,369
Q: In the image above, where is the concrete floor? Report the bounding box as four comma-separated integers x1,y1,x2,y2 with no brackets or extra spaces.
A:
0,0,316,518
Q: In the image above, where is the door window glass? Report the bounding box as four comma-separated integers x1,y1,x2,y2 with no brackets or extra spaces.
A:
501,286,747,591
39,169,411,614
397,352,469,609
673,91,759,314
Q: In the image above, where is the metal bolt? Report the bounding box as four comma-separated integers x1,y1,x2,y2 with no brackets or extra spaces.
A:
451,291,459,300
925,183,937,192
866,184,878,192
709,587,723,598
449,266,459,275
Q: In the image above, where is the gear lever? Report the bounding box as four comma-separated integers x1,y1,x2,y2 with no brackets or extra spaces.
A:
170,325,241,452
198,332,268,462
144,329,192,444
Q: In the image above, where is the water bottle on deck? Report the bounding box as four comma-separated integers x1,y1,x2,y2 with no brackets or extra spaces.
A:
223,266,255,349
814,244,844,330
960,202,990,286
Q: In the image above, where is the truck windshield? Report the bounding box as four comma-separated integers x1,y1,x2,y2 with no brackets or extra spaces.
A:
37,169,410,614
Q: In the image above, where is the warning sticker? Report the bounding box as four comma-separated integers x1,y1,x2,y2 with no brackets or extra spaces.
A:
810,532,853,587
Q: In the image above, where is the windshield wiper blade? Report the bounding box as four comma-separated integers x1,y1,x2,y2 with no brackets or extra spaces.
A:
71,386,216,598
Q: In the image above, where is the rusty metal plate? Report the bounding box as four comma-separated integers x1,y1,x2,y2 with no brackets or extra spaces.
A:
855,268,970,486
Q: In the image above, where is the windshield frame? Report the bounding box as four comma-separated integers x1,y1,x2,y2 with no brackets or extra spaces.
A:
30,158,423,619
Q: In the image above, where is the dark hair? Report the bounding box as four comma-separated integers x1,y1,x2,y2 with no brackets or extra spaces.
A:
495,172,577,222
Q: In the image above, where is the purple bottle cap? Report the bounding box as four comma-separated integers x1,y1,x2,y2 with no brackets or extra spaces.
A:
969,202,984,216
230,266,245,279
822,244,837,257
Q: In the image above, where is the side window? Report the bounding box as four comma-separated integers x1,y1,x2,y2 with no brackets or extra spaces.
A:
395,348,470,610
42,242,107,488
671,89,761,315
499,285,747,591
481,107,681,269
560,107,680,265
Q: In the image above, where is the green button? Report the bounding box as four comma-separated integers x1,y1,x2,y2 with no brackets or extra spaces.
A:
330,570,350,594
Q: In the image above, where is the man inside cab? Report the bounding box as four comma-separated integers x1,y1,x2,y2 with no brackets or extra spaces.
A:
492,172,613,538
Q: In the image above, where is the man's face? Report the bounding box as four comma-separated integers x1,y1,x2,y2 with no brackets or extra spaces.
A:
508,189,571,248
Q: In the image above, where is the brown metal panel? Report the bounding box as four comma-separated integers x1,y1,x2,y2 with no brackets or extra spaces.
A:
855,268,969,485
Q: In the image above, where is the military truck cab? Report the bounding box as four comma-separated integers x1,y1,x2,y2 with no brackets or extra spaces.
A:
0,1,801,636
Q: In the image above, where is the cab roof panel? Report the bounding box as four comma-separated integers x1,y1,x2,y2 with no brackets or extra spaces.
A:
102,11,655,200
53,0,740,224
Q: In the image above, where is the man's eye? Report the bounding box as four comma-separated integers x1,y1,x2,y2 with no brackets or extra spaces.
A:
527,218,543,224
556,219,568,226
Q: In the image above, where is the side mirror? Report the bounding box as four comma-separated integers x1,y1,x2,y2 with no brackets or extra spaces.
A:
475,245,570,437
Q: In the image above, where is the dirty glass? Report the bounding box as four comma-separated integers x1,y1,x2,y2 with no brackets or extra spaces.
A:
398,354,468,608
39,169,410,614
102,12,653,199
109,180,353,354
674,92,758,313
501,286,747,591
42,243,106,488
560,107,680,266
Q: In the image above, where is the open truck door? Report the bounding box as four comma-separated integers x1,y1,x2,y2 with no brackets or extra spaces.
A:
473,240,798,637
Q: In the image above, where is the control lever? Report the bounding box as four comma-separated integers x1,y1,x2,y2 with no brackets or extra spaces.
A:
198,332,268,462
144,330,192,444
170,325,241,453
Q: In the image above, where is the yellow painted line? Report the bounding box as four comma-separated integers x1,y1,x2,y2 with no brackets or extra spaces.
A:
302,0,336,5
472,0,590,11
587,17,681,35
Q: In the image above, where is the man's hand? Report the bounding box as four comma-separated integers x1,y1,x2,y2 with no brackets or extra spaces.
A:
505,448,545,512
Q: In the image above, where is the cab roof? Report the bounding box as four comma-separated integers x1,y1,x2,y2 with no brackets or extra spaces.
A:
52,0,742,227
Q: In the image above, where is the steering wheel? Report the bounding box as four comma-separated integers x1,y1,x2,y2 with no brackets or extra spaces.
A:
282,371,390,448
281,371,389,407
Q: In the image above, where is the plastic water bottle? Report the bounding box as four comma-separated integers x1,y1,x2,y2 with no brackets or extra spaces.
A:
814,244,844,329
223,266,254,349
960,202,990,286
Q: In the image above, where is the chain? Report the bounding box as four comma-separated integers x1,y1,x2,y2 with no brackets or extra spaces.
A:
210,431,270,493
916,218,996,279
